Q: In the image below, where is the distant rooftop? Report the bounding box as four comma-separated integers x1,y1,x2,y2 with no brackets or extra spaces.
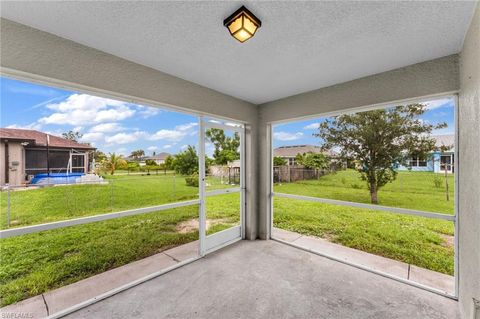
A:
273,145,336,157
433,134,454,150
145,152,171,160
0,128,95,150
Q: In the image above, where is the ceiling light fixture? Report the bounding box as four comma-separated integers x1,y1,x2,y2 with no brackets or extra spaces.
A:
223,6,261,43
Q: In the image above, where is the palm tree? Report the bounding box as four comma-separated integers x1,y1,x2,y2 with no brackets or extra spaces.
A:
130,149,145,160
104,153,127,175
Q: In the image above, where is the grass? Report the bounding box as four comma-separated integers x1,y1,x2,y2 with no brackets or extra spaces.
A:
0,174,239,306
274,170,454,214
0,169,455,306
0,174,232,229
273,169,454,275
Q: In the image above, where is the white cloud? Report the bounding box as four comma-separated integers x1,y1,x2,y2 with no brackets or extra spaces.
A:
147,146,158,151
163,145,173,149
38,94,135,126
175,122,198,131
180,145,189,150
149,129,185,142
80,132,104,142
137,105,161,118
105,131,146,144
425,98,453,110
90,123,124,133
273,131,304,141
147,122,198,142
6,122,43,130
303,123,320,130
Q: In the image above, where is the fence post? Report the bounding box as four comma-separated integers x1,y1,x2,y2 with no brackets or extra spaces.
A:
6,184,11,227
110,179,114,212
173,172,176,201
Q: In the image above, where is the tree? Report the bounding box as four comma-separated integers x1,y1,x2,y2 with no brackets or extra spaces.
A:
92,150,106,162
103,153,127,175
316,104,446,204
173,145,198,175
164,155,175,170
298,152,330,170
145,159,157,166
205,128,240,165
273,156,287,166
130,149,145,159
62,130,83,142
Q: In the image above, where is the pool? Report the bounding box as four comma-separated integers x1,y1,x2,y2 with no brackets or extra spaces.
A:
31,173,85,185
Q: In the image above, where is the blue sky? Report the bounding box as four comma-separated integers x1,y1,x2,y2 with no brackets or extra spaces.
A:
1,76,200,156
1,76,455,154
273,97,455,148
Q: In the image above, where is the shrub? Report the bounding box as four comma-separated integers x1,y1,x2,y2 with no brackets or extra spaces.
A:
433,175,443,188
185,174,199,187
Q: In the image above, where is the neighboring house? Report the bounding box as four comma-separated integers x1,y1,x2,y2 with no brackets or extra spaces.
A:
0,128,95,186
126,152,171,166
273,145,336,166
397,134,455,173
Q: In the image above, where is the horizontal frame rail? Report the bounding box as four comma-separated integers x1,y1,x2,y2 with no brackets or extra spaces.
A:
205,187,241,197
204,121,243,133
273,192,455,221
0,199,200,239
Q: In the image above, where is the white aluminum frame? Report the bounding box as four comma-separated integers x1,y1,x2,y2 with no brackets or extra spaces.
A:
0,199,200,239
201,119,245,252
269,93,459,299
0,70,249,318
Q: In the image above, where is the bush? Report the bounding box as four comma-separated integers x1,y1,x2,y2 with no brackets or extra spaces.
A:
433,175,443,188
185,174,199,187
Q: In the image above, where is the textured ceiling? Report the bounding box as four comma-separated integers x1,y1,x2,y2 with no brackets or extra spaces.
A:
0,1,476,104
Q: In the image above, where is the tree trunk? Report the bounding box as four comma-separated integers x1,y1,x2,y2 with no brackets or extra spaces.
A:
369,184,378,204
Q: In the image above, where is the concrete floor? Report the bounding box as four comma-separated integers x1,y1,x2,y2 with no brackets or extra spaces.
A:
273,228,455,293
66,240,459,319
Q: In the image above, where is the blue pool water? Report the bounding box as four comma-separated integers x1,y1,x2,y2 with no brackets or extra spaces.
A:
31,173,85,185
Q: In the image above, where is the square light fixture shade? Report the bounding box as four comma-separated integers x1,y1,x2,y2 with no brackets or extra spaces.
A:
224,6,261,43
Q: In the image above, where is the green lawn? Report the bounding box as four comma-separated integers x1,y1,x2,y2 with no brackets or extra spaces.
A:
0,170,455,306
274,170,454,214
273,169,454,275
0,174,239,306
0,174,232,229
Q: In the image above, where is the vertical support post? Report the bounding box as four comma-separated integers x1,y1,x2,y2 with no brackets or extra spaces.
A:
173,172,176,201
198,116,206,256
110,178,114,212
453,94,459,298
268,124,274,238
6,184,11,227
240,126,246,239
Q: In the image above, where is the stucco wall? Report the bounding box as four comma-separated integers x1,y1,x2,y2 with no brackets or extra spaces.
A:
0,18,260,239
0,142,26,187
458,3,480,319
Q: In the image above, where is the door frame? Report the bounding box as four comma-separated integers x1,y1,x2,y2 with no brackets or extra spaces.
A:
198,116,245,256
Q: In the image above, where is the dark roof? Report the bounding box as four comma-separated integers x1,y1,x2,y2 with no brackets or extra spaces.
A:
273,145,336,157
0,128,95,150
